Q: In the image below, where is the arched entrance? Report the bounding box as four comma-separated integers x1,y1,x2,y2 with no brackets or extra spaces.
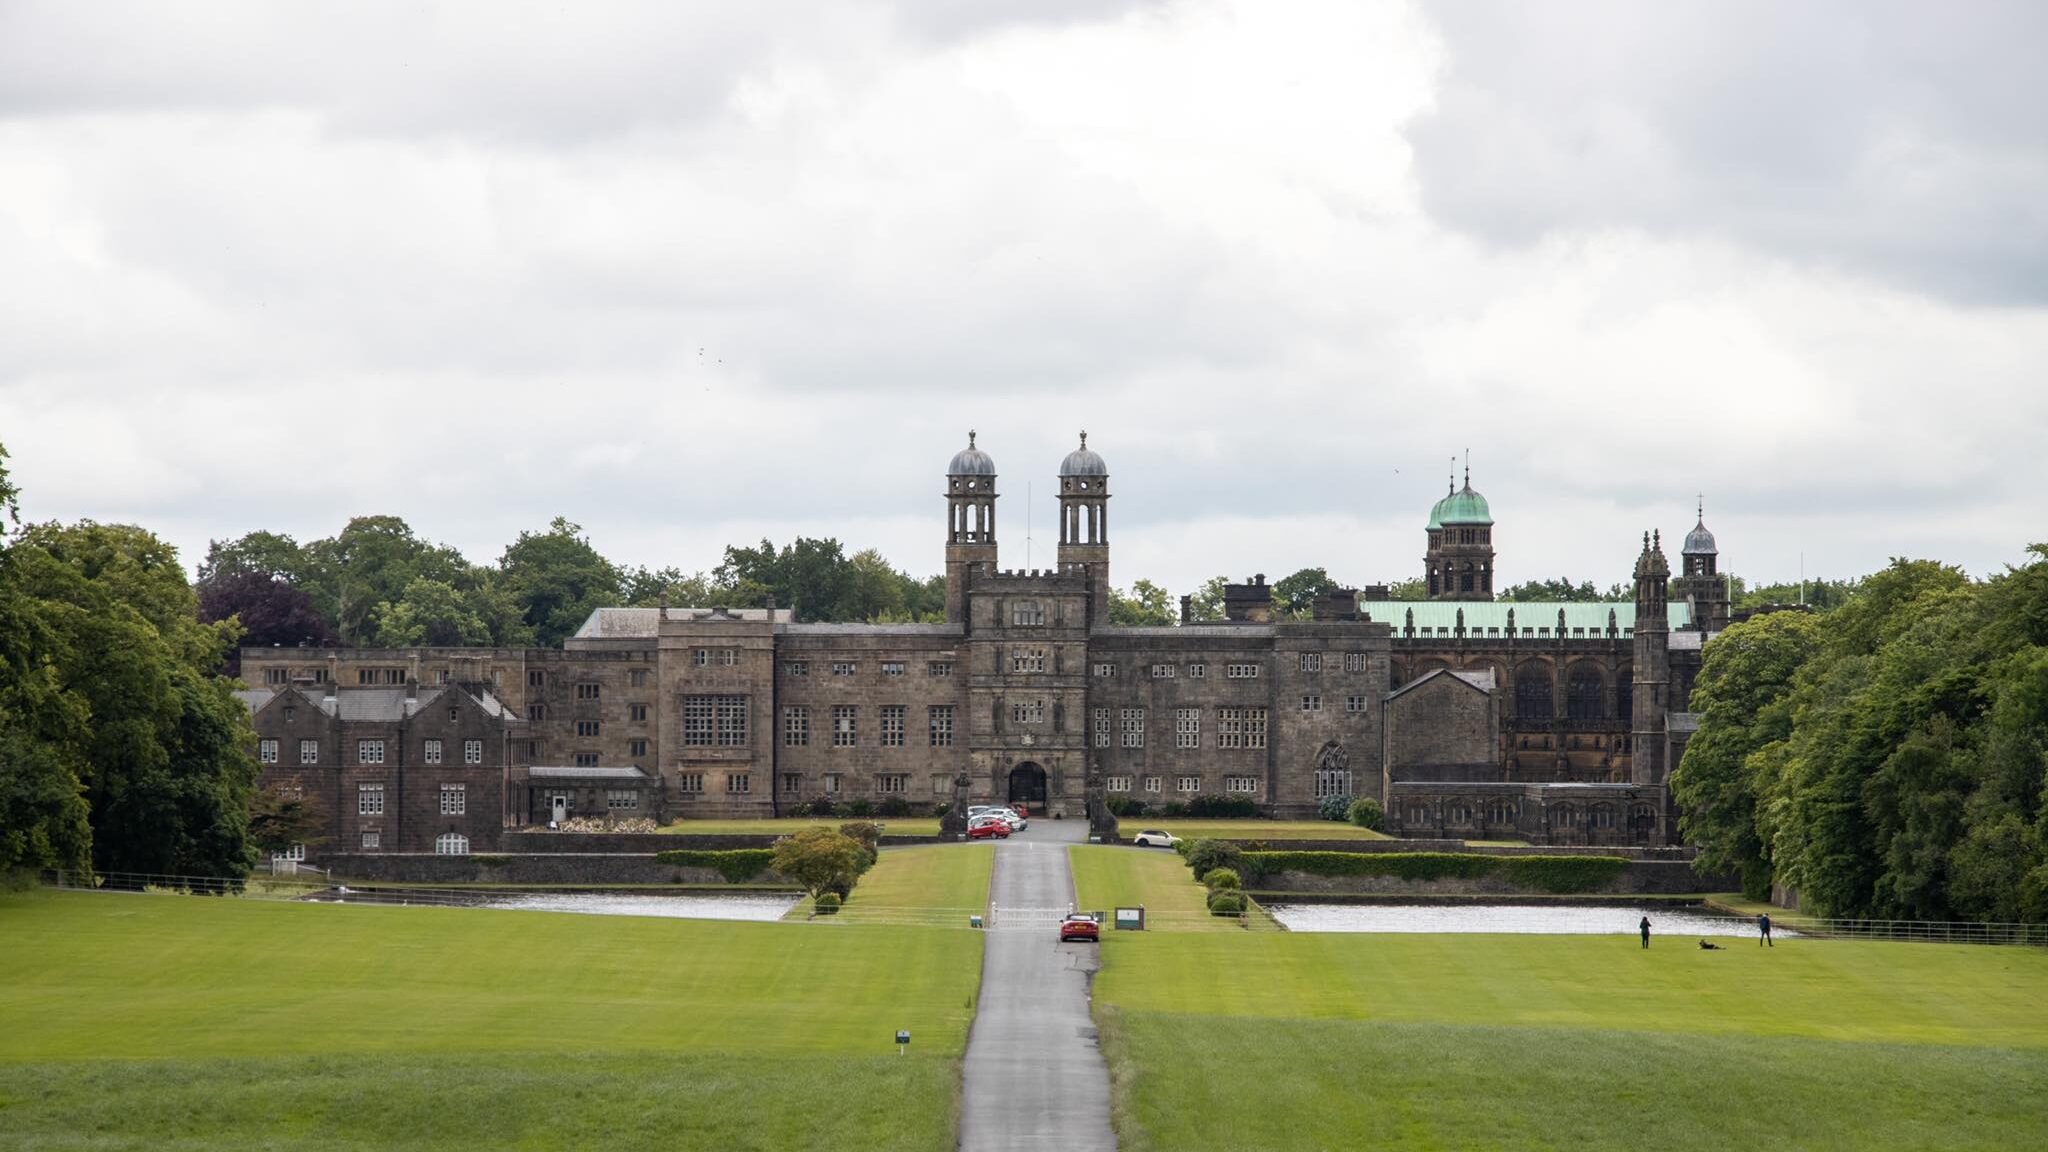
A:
1007,762,1047,807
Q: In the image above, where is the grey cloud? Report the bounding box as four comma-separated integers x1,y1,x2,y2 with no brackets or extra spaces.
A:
1408,0,2048,303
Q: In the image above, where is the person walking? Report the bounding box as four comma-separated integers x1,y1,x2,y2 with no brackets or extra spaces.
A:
1759,912,1773,947
1639,915,1651,949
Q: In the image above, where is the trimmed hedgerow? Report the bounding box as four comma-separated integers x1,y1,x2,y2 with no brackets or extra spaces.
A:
652,849,776,883
1206,889,1247,916
1242,851,1629,893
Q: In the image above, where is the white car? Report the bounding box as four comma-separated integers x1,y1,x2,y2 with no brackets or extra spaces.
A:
1131,829,1180,849
985,807,1027,830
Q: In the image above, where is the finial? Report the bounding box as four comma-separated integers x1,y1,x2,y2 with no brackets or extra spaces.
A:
1079,430,1087,449
1642,531,1650,551
968,429,976,448
1697,493,1705,523
1449,456,1456,495
1653,529,1661,549
1463,448,1471,490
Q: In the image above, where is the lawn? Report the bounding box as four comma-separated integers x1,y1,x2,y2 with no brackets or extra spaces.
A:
786,842,993,924
0,889,982,1150
1070,845,1240,931
1094,931,2048,1150
659,817,941,837
1123,819,1390,841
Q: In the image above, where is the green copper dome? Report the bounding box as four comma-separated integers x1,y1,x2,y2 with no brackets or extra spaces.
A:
1427,482,1492,529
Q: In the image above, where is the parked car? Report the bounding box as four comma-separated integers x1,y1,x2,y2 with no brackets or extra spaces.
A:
984,807,1028,830
1131,829,1180,848
1058,913,1100,943
968,819,1011,840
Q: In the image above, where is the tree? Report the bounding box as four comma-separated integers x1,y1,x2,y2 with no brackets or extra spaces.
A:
770,826,871,901
1186,576,1228,622
301,516,470,645
198,530,310,585
1499,577,1605,602
1109,579,1175,626
372,578,493,647
1672,610,1823,898
498,517,624,648
1273,567,1338,618
11,519,259,881
247,782,326,859
1382,578,1428,601
198,571,339,674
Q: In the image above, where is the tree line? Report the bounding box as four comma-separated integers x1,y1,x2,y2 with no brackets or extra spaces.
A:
1673,549,2048,922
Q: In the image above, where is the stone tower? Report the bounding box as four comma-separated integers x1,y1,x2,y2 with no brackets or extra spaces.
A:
944,431,998,626
1671,498,1730,633
1426,456,1495,600
1630,530,1671,786
1056,431,1111,626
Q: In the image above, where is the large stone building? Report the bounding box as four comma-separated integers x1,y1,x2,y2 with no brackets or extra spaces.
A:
240,434,1731,852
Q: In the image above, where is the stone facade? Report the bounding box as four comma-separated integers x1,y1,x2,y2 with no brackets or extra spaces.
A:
241,434,1729,848
239,681,525,859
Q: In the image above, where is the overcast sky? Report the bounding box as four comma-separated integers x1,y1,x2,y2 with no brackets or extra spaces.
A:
4,0,2044,596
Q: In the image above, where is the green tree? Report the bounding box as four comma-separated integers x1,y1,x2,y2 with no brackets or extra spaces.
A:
247,782,326,859
1672,610,1822,899
1110,579,1175,626
1499,577,1605,602
372,578,494,647
1382,578,1428,601
1186,576,1228,622
301,516,471,645
197,530,310,585
497,517,623,649
770,826,871,901
1272,567,1338,618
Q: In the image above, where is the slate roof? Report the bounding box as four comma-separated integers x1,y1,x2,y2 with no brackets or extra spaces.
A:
1386,666,1496,700
573,606,793,639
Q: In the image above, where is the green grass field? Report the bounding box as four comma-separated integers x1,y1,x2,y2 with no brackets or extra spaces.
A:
1070,845,1240,931
658,817,941,836
0,890,982,1150
1094,932,2048,1150
785,842,993,923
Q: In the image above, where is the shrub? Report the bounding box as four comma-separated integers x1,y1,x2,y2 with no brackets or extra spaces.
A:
846,799,875,818
930,802,953,818
814,892,842,915
1239,851,1629,893
1183,839,1244,880
652,849,776,883
1108,797,1147,818
798,799,840,818
1158,801,1190,817
1347,798,1385,831
1201,867,1242,891
838,822,884,869
471,854,511,868
876,797,912,818
1206,889,1247,916
771,827,870,901
1187,795,1260,819
1317,794,1355,822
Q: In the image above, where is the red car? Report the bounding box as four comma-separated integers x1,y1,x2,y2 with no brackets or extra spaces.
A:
1058,914,1100,943
968,819,1010,840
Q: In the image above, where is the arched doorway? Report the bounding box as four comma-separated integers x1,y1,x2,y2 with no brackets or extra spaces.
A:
1008,762,1047,807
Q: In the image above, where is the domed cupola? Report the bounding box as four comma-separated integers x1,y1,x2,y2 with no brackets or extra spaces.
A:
1682,497,1717,556
1059,431,1107,478
1424,454,1497,600
948,430,996,477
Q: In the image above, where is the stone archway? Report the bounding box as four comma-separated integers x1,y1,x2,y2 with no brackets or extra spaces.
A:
1008,762,1047,807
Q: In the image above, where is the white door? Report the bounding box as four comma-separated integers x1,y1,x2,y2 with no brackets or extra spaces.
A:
550,795,568,823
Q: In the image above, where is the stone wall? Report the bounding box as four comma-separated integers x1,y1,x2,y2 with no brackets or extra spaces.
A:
320,852,795,887
1253,858,1711,897
500,830,932,853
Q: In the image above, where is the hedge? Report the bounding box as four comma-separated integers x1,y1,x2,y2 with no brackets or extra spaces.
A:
652,849,776,883
1242,851,1630,893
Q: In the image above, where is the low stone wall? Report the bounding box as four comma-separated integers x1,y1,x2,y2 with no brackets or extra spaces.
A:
1254,859,1712,897
321,853,795,887
501,830,931,853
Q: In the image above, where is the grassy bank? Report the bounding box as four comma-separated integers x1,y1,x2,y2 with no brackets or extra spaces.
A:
1070,846,1242,931
785,842,993,923
1120,819,1390,841
0,890,981,1149
1093,931,2048,1150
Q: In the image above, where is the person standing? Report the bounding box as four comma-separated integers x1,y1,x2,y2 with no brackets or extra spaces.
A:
1639,915,1651,949
1759,912,1773,947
